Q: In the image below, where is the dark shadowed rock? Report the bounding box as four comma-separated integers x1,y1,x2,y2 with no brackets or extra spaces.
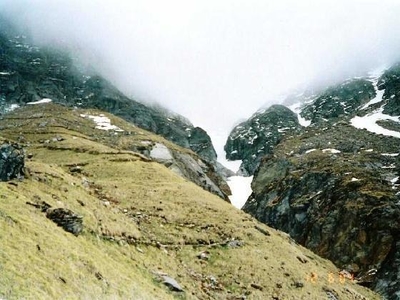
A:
224,104,301,176
300,78,375,124
46,208,83,236
244,123,400,300
0,143,25,181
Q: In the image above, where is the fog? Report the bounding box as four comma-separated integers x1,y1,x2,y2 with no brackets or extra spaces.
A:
2,0,400,158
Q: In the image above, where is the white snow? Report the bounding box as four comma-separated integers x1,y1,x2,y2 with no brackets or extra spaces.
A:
305,149,316,154
4,104,20,113
382,164,396,169
361,89,384,110
391,177,399,184
288,102,311,127
80,113,124,132
350,108,400,138
351,177,360,182
208,129,253,209
322,148,341,154
227,176,253,209
0,72,11,75
27,98,52,105
382,153,399,157
365,149,374,152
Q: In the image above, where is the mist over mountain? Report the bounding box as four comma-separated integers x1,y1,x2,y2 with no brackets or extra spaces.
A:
2,0,400,139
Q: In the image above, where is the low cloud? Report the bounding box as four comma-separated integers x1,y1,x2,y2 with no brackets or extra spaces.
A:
2,0,400,137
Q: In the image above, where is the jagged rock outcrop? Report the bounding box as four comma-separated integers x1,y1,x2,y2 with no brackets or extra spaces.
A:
188,127,217,162
244,122,400,300
232,64,400,299
0,142,25,181
379,63,400,116
46,208,83,236
149,142,230,201
300,78,375,124
225,104,301,176
0,17,218,166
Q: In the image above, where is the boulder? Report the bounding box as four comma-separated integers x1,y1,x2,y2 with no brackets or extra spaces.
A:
46,208,83,236
0,143,25,181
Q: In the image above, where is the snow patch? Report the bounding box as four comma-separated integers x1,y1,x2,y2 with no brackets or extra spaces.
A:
305,149,316,154
227,176,253,209
361,89,384,110
351,177,360,182
4,104,20,113
0,72,11,75
382,153,399,157
80,113,124,132
350,108,400,138
27,98,52,105
322,148,341,154
288,102,311,127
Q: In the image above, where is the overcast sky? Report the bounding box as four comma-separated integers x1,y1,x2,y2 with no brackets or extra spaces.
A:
2,0,400,157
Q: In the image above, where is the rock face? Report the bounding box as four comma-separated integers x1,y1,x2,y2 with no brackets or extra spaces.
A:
244,124,400,299
300,78,375,124
0,17,217,166
46,208,83,236
240,68,400,299
149,142,230,200
225,105,301,176
0,143,25,181
380,63,400,116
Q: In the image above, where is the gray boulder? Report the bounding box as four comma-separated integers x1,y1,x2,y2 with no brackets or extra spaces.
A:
0,143,25,181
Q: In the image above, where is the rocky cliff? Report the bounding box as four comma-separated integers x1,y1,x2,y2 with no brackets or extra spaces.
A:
236,68,400,299
225,105,302,176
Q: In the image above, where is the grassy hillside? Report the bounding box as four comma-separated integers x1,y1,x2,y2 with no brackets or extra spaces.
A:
0,103,380,299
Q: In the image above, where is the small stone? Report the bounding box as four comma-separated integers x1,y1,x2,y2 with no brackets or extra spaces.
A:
296,255,308,264
250,283,263,291
197,251,210,260
293,281,304,288
227,239,244,248
69,166,82,173
162,275,183,292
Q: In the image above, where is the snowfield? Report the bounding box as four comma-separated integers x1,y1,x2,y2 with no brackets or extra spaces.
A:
350,108,400,138
227,175,253,209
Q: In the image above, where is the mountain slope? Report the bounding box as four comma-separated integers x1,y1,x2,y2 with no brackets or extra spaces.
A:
230,67,400,299
0,16,218,165
0,103,380,299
